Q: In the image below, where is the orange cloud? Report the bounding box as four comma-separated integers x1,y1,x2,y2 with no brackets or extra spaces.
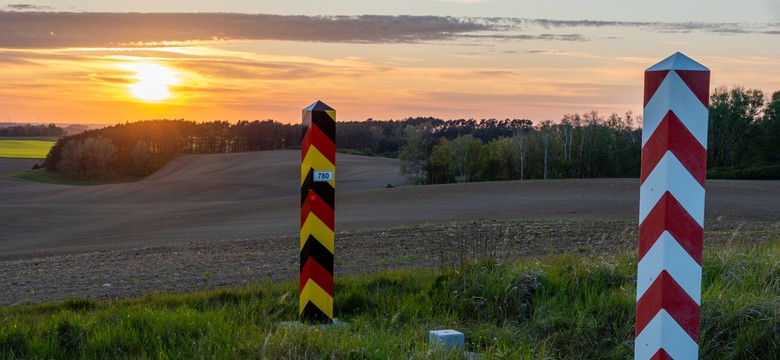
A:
0,12,777,125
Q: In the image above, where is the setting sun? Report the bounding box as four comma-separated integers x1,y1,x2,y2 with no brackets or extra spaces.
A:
122,62,180,102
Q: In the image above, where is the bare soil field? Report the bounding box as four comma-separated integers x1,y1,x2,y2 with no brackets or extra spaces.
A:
1,151,778,306
0,158,39,175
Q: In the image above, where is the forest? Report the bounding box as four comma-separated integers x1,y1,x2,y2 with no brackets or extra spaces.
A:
39,86,779,182
42,120,299,179
0,124,65,137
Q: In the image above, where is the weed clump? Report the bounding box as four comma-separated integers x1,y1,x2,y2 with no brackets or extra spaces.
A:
0,244,777,358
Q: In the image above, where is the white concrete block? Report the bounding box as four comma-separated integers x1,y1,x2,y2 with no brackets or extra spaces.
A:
429,329,464,352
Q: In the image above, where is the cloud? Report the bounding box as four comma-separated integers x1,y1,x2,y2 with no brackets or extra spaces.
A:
0,12,776,50
0,51,36,64
434,0,492,3
527,49,565,54
0,12,489,49
532,19,643,28
170,58,344,81
461,33,589,41
530,18,778,35
5,4,53,11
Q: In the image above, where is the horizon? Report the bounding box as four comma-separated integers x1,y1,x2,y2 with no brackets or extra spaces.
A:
1,1,779,125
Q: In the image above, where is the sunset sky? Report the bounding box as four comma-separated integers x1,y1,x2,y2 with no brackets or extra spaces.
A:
1,1,779,125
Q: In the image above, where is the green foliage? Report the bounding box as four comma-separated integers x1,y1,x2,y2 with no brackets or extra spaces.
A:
431,261,542,324
708,87,767,168
1,243,778,358
398,87,780,183
426,138,456,184
463,137,485,182
57,136,116,180
0,282,297,359
43,119,299,181
427,111,641,183
336,120,400,156
700,245,780,358
528,255,636,357
750,90,780,164
405,88,780,183
130,140,152,175
24,88,780,182
398,124,428,184
449,134,477,180
707,163,780,180
0,123,64,137
480,137,521,181
0,139,55,158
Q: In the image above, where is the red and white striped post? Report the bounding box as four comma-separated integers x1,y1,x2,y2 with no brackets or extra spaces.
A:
635,52,710,359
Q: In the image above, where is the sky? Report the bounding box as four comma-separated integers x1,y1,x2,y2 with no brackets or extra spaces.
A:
1,1,779,125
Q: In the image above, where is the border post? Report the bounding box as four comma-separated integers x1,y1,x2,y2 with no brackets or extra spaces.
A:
300,100,336,323
636,52,710,359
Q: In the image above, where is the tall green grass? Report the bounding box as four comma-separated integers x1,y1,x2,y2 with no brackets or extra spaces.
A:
1,243,778,359
0,139,54,158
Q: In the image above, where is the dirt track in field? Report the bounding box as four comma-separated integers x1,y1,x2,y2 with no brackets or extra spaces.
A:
1,151,778,306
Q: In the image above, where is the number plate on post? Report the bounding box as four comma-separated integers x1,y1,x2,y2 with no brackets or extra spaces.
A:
313,170,334,182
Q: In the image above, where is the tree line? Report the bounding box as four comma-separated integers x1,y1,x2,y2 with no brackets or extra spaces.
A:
42,117,534,180
335,117,532,157
43,120,299,180
707,87,780,178
0,124,65,137
41,86,779,181
400,86,780,184
399,111,640,184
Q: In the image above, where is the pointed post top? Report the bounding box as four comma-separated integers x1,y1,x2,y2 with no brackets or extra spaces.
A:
304,100,334,112
646,52,709,72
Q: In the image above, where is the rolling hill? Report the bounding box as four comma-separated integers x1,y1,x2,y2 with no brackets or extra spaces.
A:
0,150,778,257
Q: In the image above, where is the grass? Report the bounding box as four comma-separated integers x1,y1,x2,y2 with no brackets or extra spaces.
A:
0,139,55,158
1,243,778,359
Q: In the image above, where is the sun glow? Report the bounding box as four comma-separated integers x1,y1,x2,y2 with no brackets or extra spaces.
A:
122,62,180,102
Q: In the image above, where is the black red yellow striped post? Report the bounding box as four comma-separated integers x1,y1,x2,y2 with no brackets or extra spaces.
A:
300,100,336,323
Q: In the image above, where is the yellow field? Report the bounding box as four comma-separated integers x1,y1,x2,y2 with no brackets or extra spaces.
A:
0,139,55,158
